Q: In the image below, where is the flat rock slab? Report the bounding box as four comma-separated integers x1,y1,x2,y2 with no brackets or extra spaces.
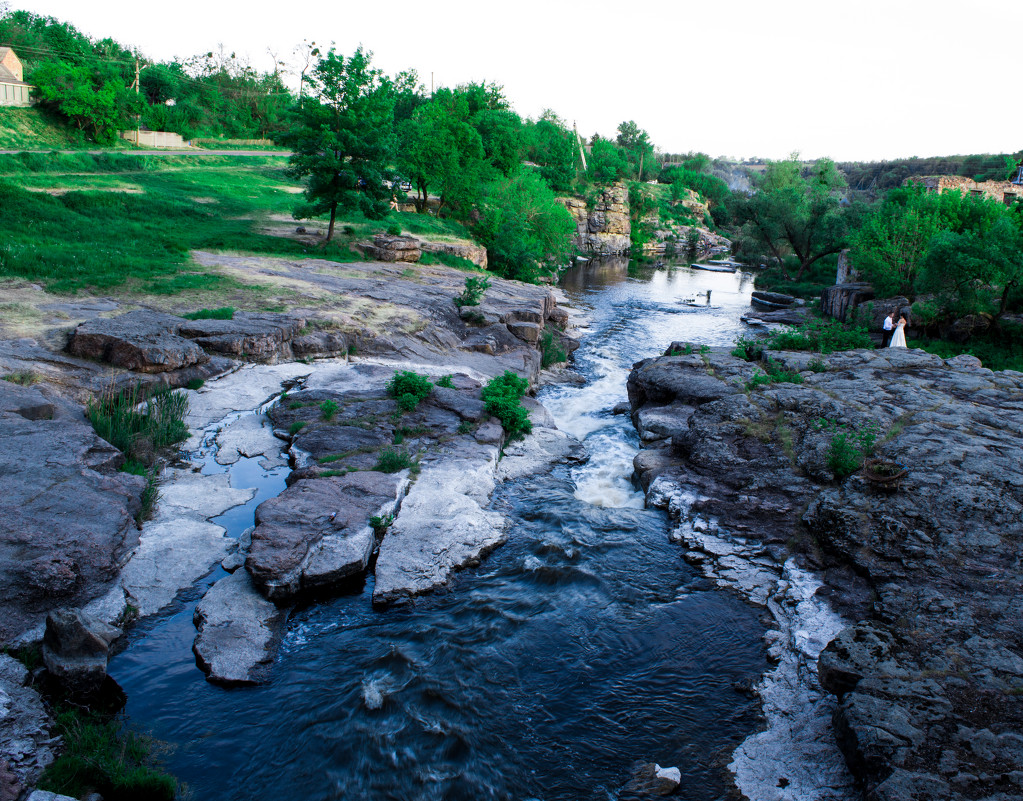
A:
214,412,282,466
66,310,208,373
247,471,408,602
373,449,504,606
0,381,144,644
119,471,254,617
193,569,285,685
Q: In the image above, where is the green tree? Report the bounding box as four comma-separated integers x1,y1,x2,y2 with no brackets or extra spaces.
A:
280,47,394,241
396,91,486,216
523,113,577,191
589,136,629,184
475,172,575,283
616,120,654,181
732,155,850,280
31,60,142,143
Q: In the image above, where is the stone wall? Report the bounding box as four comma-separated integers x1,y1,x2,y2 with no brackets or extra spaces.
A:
908,175,1022,206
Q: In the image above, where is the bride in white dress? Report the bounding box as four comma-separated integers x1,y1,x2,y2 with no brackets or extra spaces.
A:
888,315,907,348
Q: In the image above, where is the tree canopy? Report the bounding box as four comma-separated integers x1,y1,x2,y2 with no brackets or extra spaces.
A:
279,47,394,240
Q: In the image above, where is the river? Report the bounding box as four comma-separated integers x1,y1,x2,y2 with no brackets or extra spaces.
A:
108,257,771,800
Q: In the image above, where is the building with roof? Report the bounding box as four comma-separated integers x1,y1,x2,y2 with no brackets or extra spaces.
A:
0,47,33,107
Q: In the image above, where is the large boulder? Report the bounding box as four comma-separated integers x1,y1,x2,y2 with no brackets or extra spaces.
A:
66,310,208,373
0,655,56,798
41,608,120,697
247,471,408,602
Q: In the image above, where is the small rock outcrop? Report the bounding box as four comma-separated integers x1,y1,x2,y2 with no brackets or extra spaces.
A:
41,608,121,697
247,470,408,602
368,234,421,263
66,310,208,373
0,655,55,799
620,763,683,799
820,282,875,323
192,569,285,685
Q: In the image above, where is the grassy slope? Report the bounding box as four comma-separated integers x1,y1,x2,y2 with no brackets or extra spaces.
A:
0,151,476,299
0,107,133,150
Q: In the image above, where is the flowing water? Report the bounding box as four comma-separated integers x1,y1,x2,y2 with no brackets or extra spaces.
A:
108,258,769,801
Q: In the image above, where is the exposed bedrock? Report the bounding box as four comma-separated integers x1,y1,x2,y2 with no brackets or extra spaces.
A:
627,345,1023,800
0,380,144,644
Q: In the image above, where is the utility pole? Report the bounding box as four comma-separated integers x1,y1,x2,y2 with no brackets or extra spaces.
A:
133,56,140,146
574,121,587,172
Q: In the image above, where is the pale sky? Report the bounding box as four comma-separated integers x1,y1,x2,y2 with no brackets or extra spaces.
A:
7,0,1022,162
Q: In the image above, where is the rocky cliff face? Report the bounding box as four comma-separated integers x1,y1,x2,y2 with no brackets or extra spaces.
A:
627,345,1023,801
559,182,631,255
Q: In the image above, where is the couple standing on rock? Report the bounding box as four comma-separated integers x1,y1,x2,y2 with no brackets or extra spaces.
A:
882,308,908,348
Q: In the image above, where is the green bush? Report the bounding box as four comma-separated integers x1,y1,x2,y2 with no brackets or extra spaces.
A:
481,370,532,440
374,448,415,473
732,335,764,361
763,318,874,354
320,399,339,421
38,709,177,801
817,419,881,479
288,421,306,435
181,306,234,320
386,371,432,411
436,374,454,388
453,275,491,308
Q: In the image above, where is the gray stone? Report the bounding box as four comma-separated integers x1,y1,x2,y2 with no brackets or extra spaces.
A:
193,570,285,685
41,608,120,697
373,449,503,605
177,313,304,362
0,655,55,795
621,763,682,798
626,343,1023,801
0,381,144,643
66,310,208,372
248,472,408,602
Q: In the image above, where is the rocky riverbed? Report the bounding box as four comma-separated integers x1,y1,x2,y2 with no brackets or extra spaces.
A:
628,344,1023,800
0,254,579,797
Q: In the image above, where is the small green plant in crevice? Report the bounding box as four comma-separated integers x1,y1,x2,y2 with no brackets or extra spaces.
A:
369,514,393,535
87,384,188,456
37,708,177,801
540,327,568,368
347,343,358,356
732,335,764,362
481,370,532,441
808,357,828,373
386,371,432,413
746,358,805,390
436,374,454,389
373,447,416,474
456,420,474,435
453,275,491,308
2,369,41,385
816,418,882,479
288,420,307,436
320,399,339,421
181,306,234,320
122,461,160,525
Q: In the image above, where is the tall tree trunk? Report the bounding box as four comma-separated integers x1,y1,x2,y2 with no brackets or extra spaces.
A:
326,203,337,242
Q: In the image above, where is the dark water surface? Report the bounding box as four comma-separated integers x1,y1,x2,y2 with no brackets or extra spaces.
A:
109,258,767,800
